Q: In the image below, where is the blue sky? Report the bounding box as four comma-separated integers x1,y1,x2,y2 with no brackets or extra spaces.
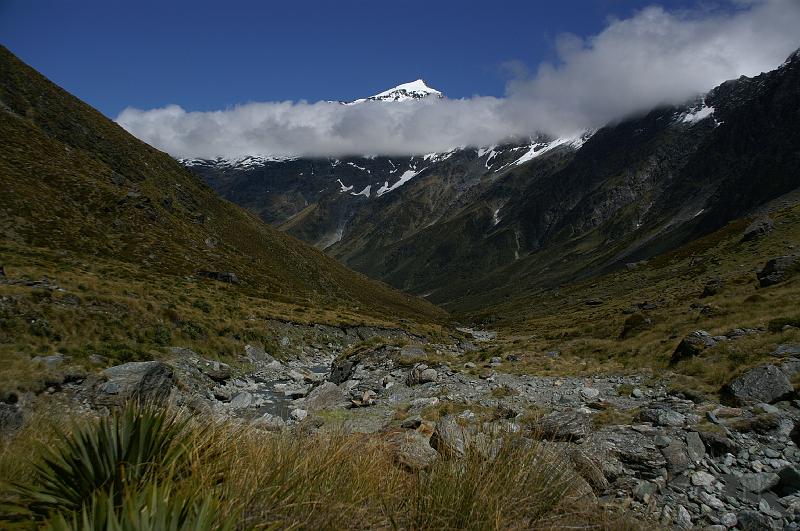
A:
1,0,704,117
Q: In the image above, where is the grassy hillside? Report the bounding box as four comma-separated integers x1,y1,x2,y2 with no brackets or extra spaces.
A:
463,197,800,394
0,45,446,390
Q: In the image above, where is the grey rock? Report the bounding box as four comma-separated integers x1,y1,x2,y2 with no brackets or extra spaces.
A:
676,505,693,528
537,410,592,441
698,491,725,511
230,392,253,409
736,510,771,530
777,465,800,496
699,431,738,456
691,470,715,486
388,430,438,471
655,435,672,448
719,512,737,528
701,276,724,297
419,368,438,383
290,408,308,421
726,364,793,405
671,330,715,364
757,255,800,287
198,359,231,382
252,413,285,431
773,344,800,358
430,415,469,457
31,353,65,369
633,480,658,502
400,416,422,429
244,344,275,363
661,439,691,474
580,387,600,401
96,361,173,406
739,472,780,493
631,388,644,398
686,431,706,462
304,382,348,411
639,405,686,427
742,216,774,242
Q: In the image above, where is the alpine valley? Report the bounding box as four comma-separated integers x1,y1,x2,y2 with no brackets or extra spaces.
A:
3,35,800,531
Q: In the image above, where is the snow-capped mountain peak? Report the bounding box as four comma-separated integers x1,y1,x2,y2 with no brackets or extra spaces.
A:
346,79,443,105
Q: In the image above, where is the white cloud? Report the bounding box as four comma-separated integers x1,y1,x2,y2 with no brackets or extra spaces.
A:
117,0,800,158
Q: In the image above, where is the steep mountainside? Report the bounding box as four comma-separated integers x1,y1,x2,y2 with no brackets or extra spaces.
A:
0,46,445,325
183,52,800,312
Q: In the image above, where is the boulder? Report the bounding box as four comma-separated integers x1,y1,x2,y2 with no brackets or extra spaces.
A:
757,255,800,287
244,344,276,363
776,465,800,496
304,381,348,411
701,276,724,298
537,411,592,441
661,439,690,475
741,216,774,242
739,472,780,493
252,413,285,432
685,431,706,462
430,415,469,457
387,430,439,471
198,359,231,382
772,344,800,357
725,364,793,405
638,405,686,427
31,353,65,369
735,510,771,531
671,330,715,364
0,403,23,435
407,364,437,385
229,392,253,409
95,361,174,406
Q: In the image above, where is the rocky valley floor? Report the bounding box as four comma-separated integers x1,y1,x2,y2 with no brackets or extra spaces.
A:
3,318,800,530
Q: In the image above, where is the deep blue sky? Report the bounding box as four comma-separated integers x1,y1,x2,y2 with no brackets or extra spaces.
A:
2,0,705,117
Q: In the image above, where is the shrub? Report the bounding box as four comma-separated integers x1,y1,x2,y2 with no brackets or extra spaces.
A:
12,403,193,518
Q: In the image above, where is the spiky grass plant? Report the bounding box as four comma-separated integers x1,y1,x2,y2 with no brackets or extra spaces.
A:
12,402,194,519
45,482,230,531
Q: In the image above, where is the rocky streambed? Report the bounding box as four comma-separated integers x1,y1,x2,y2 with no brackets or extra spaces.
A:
2,330,800,530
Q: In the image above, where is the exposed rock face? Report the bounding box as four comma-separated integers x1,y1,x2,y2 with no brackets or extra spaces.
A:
430,415,469,457
304,381,348,411
757,255,800,287
94,361,174,406
671,331,716,364
742,216,774,242
726,364,793,405
387,430,439,471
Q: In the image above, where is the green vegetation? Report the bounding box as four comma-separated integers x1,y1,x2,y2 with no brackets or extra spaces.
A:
0,403,635,530
464,201,800,395
0,44,447,394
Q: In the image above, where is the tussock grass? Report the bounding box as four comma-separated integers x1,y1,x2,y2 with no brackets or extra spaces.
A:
467,201,800,395
0,404,635,530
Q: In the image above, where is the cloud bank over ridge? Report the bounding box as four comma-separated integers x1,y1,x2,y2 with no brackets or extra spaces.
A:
117,0,800,158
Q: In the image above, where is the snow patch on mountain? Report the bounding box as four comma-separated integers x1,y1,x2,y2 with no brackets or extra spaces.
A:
337,179,353,193
682,105,715,124
346,79,443,105
376,168,422,197
351,185,372,198
512,133,591,166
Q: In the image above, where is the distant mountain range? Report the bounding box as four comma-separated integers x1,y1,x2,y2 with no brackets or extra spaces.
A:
182,55,800,312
